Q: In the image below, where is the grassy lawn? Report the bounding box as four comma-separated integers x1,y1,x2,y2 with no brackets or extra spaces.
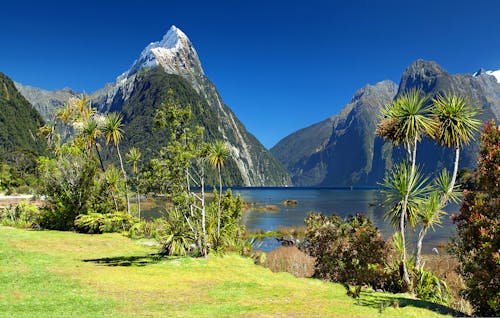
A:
0,226,459,317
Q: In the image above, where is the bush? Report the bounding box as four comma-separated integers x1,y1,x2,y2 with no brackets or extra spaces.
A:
128,219,168,239
450,120,500,317
0,201,41,228
37,156,120,231
264,246,315,278
74,212,138,234
303,212,394,295
415,268,451,306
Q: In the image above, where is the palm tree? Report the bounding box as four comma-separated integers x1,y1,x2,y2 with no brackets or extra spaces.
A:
102,113,130,214
414,169,461,269
377,89,435,288
81,119,119,212
414,191,445,270
126,147,142,219
431,93,481,203
382,162,429,231
208,140,230,237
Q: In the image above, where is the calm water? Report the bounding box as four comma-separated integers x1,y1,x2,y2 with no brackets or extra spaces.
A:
233,187,457,253
142,187,458,253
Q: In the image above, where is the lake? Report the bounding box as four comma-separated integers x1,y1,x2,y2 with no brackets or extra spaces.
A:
142,187,458,253
233,187,458,253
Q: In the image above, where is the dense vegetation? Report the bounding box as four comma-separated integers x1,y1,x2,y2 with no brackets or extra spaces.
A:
450,119,500,316
0,72,47,193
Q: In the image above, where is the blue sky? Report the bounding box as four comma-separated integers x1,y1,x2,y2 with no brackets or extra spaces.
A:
1,0,499,148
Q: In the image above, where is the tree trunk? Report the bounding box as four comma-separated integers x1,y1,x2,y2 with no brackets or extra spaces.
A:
116,144,130,214
95,144,118,212
400,135,418,290
201,166,207,258
135,174,141,219
438,145,460,207
217,165,222,238
415,226,428,270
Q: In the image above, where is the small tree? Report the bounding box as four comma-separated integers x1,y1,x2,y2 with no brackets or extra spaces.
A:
377,89,435,289
431,93,481,202
303,212,390,296
450,119,500,316
126,147,142,218
208,140,230,237
102,113,130,214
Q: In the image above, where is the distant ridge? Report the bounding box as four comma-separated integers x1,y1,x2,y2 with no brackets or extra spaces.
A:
272,59,500,186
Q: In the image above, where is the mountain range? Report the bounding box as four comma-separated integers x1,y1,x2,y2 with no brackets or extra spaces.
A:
271,59,500,186
14,26,291,187
4,26,499,188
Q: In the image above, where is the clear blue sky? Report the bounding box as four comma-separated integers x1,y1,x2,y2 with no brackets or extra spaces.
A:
1,0,499,148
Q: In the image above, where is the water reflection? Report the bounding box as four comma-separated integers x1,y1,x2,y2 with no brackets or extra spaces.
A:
141,187,458,253
234,188,457,253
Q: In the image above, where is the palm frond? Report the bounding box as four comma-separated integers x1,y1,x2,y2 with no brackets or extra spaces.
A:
381,161,430,230
432,92,481,147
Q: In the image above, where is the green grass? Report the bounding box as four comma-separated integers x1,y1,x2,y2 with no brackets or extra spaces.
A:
0,226,459,317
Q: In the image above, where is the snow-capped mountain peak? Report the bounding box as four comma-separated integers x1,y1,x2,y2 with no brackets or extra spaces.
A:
118,25,204,83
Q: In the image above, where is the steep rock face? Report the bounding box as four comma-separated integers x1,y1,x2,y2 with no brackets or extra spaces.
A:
14,83,79,121
273,60,500,186
92,25,290,186
0,72,46,157
391,60,500,172
272,80,398,186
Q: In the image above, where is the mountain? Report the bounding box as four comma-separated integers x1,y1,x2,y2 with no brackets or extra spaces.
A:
0,72,46,160
271,80,398,186
14,83,79,121
17,26,291,186
272,60,500,186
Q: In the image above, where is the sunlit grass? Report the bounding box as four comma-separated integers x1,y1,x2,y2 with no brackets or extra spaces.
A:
0,226,457,317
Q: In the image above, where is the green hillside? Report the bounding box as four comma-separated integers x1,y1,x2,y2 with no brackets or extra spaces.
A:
106,68,246,186
0,72,46,162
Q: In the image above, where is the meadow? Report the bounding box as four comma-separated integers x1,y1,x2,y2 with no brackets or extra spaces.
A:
0,226,460,317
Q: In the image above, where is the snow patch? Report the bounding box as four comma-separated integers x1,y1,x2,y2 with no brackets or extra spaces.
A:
473,69,500,83
486,70,500,83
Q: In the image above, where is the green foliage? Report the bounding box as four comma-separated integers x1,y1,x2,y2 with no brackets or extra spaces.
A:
37,155,101,230
127,218,167,239
431,93,481,148
414,268,450,306
74,212,137,234
207,189,244,252
116,69,245,186
0,72,47,160
303,212,395,295
381,161,429,230
37,153,119,230
450,119,500,317
0,200,41,228
377,88,435,145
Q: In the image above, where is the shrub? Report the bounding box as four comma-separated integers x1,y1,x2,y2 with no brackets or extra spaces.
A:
414,268,451,306
0,201,40,228
37,155,119,231
263,246,315,278
303,212,393,295
128,219,168,239
74,212,138,234
450,120,500,317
